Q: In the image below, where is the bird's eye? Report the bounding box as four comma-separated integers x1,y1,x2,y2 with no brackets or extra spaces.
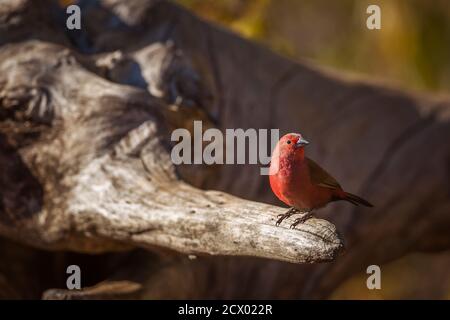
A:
286,140,291,144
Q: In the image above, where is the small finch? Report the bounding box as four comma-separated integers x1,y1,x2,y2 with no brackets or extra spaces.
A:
269,133,373,228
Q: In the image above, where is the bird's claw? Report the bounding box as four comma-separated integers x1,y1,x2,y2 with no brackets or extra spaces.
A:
290,218,304,229
289,213,313,229
275,208,298,226
275,216,286,226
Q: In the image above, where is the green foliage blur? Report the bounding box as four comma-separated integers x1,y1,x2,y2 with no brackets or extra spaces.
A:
178,0,450,93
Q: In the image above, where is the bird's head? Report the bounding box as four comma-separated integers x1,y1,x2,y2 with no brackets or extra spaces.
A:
277,133,309,156
269,133,309,175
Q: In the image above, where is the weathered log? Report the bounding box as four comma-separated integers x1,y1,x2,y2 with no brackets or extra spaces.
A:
0,40,342,264
42,281,142,300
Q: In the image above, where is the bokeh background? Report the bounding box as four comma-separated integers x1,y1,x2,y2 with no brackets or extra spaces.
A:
177,0,450,299
179,0,450,95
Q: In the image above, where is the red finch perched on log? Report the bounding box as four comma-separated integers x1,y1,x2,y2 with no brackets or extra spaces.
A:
269,133,373,228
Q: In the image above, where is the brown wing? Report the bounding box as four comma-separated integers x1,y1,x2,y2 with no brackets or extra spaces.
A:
306,157,342,190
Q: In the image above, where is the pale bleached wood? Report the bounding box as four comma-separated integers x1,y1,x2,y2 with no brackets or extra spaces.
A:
0,40,343,264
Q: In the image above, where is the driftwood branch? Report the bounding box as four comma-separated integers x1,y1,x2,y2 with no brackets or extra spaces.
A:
0,38,342,264
42,281,142,300
65,118,342,263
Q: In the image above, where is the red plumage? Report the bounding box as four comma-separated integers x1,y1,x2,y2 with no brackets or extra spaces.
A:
269,133,373,228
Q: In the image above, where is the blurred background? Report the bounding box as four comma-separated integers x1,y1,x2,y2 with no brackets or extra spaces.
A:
177,0,450,299
178,0,450,95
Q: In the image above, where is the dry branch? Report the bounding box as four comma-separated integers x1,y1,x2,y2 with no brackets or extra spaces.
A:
0,39,342,264
42,281,142,300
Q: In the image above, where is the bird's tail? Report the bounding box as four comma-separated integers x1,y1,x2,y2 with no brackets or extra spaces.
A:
343,192,373,207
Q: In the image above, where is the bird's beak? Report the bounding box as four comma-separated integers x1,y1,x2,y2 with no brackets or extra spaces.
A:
295,137,309,148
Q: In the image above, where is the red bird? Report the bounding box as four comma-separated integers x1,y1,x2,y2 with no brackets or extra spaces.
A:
269,133,373,228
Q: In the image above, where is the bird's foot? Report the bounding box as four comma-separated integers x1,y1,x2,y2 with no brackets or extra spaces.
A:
276,207,298,226
290,211,313,229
